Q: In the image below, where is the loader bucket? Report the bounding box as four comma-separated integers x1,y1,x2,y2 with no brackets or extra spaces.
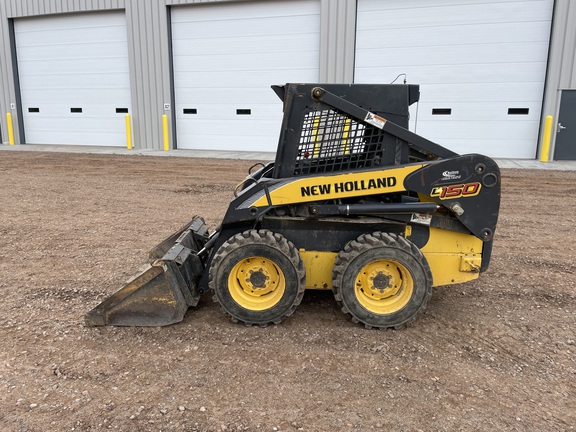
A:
85,217,209,327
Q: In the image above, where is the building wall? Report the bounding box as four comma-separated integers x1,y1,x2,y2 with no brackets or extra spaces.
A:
0,0,575,158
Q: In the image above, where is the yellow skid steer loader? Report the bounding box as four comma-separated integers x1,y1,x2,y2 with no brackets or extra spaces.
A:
85,83,500,329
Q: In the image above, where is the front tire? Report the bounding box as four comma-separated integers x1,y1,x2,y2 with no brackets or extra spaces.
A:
209,230,306,326
332,232,432,329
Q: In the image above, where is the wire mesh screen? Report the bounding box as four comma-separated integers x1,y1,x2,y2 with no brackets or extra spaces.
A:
294,109,388,175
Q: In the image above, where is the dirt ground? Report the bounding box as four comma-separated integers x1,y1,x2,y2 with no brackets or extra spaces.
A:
0,151,574,432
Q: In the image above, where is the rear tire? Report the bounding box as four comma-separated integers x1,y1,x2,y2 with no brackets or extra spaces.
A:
209,230,306,326
332,232,432,329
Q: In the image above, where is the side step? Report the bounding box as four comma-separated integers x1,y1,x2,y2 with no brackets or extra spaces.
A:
85,217,209,327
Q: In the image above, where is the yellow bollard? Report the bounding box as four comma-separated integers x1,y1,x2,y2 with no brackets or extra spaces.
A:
162,114,170,151
6,112,15,145
540,115,553,162
125,114,133,150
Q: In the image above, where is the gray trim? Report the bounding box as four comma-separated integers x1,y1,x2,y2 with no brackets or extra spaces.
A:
0,2,17,144
319,0,356,83
166,6,178,150
7,18,24,144
125,1,173,150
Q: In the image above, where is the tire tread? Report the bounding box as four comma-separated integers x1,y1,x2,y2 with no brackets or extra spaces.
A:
332,232,432,330
209,229,306,327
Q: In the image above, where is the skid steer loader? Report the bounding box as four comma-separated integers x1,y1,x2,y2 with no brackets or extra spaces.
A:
85,83,500,329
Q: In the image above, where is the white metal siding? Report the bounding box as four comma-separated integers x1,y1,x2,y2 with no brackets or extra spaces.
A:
355,0,554,158
171,0,320,151
15,12,131,145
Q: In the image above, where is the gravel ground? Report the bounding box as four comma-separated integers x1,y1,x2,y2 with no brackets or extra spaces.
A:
0,152,574,431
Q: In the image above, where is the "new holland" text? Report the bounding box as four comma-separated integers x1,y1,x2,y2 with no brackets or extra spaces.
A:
301,177,397,197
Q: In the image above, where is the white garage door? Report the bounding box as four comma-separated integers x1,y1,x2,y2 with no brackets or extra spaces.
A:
15,12,131,146
171,1,320,151
355,0,553,158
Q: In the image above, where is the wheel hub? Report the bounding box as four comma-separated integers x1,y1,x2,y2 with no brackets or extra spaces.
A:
354,259,414,314
227,256,287,311
247,268,269,289
371,272,392,291
362,267,400,299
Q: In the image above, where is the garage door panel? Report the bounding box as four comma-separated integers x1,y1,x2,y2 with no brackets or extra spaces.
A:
26,129,127,146
24,105,130,116
174,52,318,72
172,0,317,23
172,1,320,151
360,0,539,10
178,121,281,152
173,33,319,57
175,106,285,138
16,29,127,45
23,88,132,104
414,102,543,122
24,116,127,146
178,119,281,137
414,82,549,103
15,11,124,29
177,137,278,152
20,77,130,94
177,131,281,145
174,70,316,88
15,12,132,146
432,138,536,159
358,1,552,29
173,14,319,39
416,120,539,141
357,21,551,48
19,75,130,91
356,0,553,158
175,89,282,105
178,110,282,124
175,103,282,114
18,59,130,77
25,115,126,129
15,22,126,44
175,97,282,111
18,40,126,58
356,63,548,85
359,42,550,68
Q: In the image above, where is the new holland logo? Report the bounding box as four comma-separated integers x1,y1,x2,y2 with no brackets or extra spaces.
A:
301,177,397,197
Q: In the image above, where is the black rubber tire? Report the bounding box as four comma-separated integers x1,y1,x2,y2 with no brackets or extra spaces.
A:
208,229,306,326
332,232,433,329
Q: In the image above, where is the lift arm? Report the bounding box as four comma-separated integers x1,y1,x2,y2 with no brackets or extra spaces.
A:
310,86,458,160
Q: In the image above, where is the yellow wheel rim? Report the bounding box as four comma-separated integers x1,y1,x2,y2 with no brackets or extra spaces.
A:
228,256,286,311
354,259,414,314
